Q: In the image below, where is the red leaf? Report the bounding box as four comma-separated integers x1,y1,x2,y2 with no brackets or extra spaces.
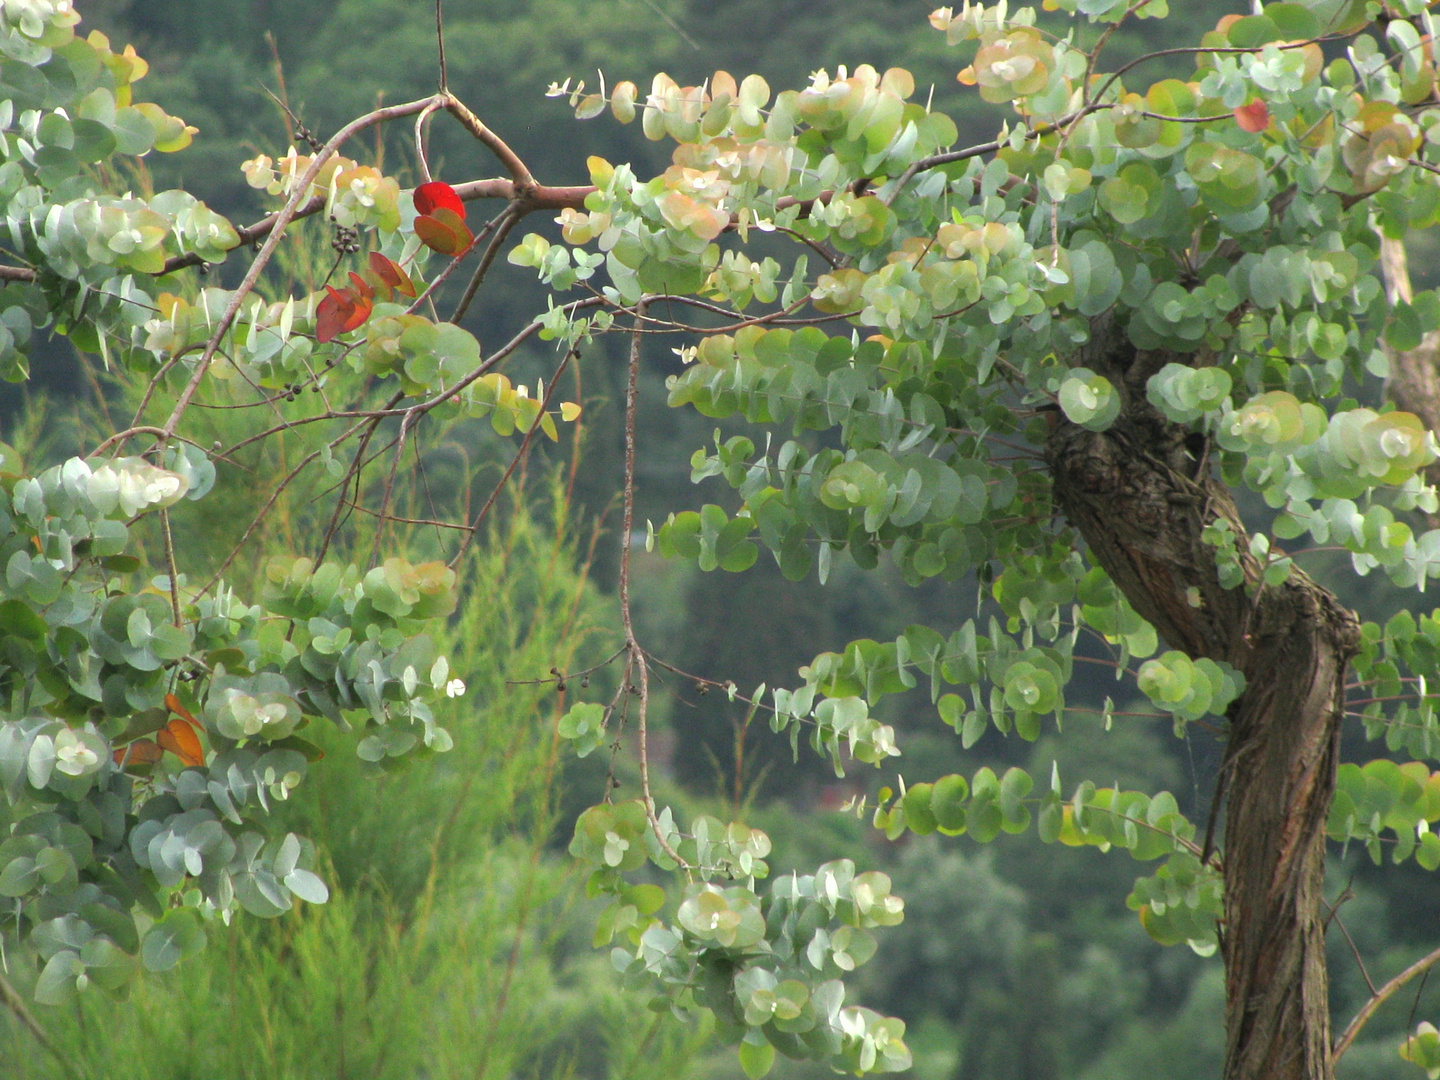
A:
345,292,374,330
316,285,373,343
1233,101,1269,133
414,208,474,256
414,181,466,220
347,271,374,301
157,718,204,767
316,287,349,343
368,251,416,298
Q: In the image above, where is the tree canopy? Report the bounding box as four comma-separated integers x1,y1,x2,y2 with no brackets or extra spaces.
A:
5,1,1440,1078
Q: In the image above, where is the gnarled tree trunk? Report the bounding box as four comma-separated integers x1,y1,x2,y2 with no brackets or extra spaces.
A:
1044,319,1360,1080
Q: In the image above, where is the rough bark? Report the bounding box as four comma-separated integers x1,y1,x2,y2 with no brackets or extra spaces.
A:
1044,319,1360,1080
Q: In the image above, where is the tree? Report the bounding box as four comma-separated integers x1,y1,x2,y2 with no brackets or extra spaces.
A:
4,1,1440,1078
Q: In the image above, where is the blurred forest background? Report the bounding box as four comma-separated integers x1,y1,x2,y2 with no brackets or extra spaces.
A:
4,1,1440,1078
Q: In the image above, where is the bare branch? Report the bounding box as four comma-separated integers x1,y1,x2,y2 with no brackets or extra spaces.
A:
413,99,444,184
243,296,614,452
435,0,448,93
1324,895,1377,996
443,95,536,190
1332,943,1440,1065
160,507,182,626
367,410,418,567
450,205,522,324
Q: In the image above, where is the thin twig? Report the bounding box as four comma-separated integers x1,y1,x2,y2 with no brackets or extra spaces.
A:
264,31,291,129
367,411,417,567
1080,0,1150,111
197,441,328,598
1324,896,1377,996
450,206,521,324
413,99,443,184
448,350,575,569
223,297,608,452
337,500,469,531
88,425,211,460
160,507,182,626
197,403,389,599
127,350,189,429
315,408,395,565
401,206,511,317
435,0,448,93
617,301,689,871
1332,943,1440,1064
635,0,700,50
0,971,82,1078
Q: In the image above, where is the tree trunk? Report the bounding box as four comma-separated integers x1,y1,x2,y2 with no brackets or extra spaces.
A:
1044,321,1360,1080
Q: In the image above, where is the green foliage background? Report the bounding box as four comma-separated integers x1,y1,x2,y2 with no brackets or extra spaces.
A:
3,1,1440,1078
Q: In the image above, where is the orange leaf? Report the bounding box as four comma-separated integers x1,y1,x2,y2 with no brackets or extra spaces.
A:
414,208,474,256
157,717,204,767
1233,100,1269,133
414,180,466,220
165,692,199,727
113,738,164,767
368,251,417,298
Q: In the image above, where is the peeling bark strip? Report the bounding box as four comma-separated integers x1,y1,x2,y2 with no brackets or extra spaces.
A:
1045,327,1360,1080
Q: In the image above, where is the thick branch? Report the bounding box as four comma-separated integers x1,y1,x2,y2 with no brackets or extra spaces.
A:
443,95,535,190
